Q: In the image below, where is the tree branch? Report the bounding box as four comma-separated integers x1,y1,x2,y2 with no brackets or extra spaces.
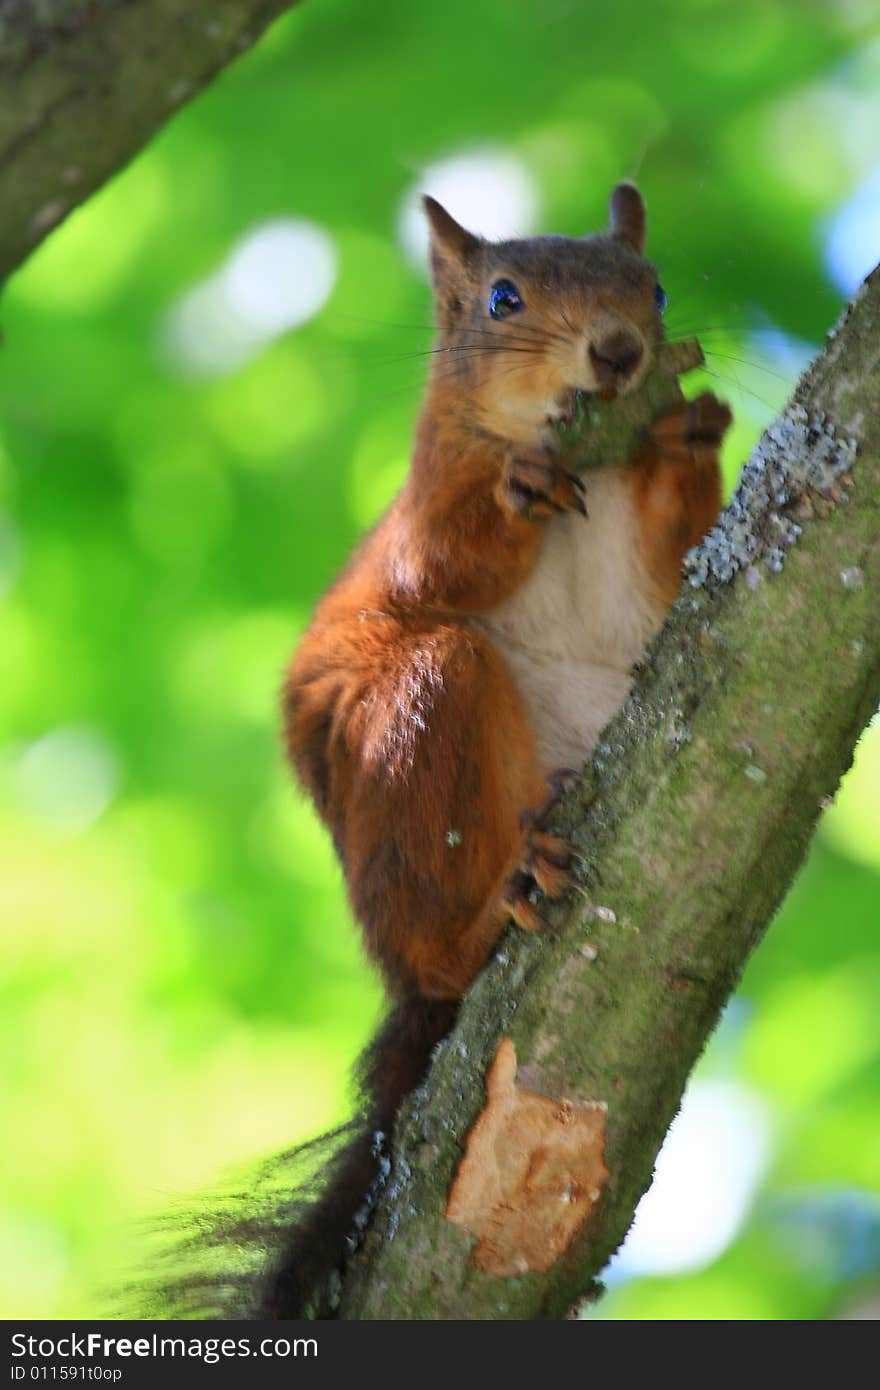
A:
339,268,880,1319
0,0,302,286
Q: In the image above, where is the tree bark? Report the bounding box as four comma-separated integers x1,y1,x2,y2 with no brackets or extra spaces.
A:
0,0,302,285
339,267,880,1319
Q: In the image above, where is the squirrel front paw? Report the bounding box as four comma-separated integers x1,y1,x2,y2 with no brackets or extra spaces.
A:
651,392,733,461
499,447,587,522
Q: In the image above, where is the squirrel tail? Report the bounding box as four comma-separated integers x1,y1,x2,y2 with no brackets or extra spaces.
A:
256,994,457,1318
144,995,458,1319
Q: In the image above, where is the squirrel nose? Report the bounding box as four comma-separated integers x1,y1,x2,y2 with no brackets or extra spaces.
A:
589,331,644,387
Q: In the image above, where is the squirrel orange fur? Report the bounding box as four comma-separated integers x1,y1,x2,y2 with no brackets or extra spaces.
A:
262,182,730,1316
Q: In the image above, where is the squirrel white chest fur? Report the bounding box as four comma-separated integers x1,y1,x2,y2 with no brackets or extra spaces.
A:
473,466,666,773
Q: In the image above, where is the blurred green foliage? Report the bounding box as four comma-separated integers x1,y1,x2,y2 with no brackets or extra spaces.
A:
1,0,878,1321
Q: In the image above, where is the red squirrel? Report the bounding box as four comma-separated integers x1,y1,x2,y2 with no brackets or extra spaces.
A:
265,182,731,1316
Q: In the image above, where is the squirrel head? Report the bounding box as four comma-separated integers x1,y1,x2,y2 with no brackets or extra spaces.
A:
423,182,665,447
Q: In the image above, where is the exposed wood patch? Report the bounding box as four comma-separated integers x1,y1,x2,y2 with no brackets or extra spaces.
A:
445,1036,608,1275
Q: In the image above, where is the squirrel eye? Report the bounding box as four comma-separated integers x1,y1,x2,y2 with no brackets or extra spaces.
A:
655,282,668,315
489,279,524,320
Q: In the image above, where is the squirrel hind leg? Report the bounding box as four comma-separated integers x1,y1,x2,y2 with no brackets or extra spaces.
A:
501,768,580,931
341,622,544,1000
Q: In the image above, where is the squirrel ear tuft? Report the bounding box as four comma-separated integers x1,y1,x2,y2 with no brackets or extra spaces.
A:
609,181,646,254
422,197,480,311
423,196,479,263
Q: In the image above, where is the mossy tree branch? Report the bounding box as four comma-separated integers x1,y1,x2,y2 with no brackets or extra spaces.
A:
0,0,302,286
339,268,880,1319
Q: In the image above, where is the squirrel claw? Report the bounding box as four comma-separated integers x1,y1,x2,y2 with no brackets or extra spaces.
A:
502,872,543,933
526,831,575,897
504,770,579,929
520,766,580,830
548,766,581,798
502,834,576,933
502,449,589,521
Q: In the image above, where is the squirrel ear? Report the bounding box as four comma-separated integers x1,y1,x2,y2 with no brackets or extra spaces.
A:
609,181,646,254
422,196,480,310
423,196,479,264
